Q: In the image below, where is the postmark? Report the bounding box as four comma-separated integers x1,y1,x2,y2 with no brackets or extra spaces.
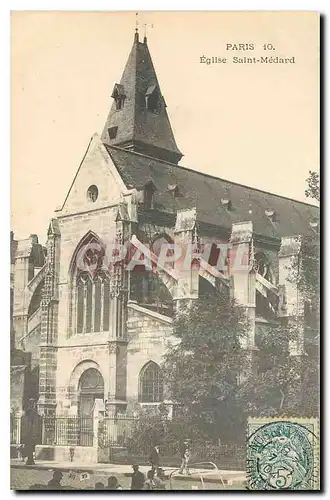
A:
247,418,319,490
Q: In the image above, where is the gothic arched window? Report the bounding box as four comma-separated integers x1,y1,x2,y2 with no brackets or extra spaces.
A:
139,361,163,403
69,232,111,336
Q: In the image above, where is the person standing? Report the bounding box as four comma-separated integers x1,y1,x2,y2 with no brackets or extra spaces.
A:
47,471,63,490
130,464,145,490
21,399,42,466
149,444,160,477
179,439,191,475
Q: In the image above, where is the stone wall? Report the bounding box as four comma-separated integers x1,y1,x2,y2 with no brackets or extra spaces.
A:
57,205,118,344
11,365,27,413
23,325,41,370
126,303,173,401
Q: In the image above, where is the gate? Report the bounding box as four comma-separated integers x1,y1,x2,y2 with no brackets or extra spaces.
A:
98,415,137,463
43,416,94,447
99,416,136,447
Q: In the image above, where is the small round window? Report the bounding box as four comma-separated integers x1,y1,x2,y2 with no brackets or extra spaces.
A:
87,185,98,202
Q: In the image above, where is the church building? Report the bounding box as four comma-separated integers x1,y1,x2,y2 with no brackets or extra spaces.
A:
11,30,319,423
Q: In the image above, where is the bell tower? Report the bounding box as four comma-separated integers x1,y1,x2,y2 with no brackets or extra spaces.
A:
101,30,183,165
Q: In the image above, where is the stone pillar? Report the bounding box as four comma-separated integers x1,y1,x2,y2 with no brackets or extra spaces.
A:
229,222,256,348
278,236,305,356
93,399,105,449
229,222,257,380
37,219,61,422
105,202,131,415
106,343,118,405
278,236,308,408
173,208,199,308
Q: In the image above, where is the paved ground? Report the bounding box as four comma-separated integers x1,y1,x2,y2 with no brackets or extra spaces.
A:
10,462,246,491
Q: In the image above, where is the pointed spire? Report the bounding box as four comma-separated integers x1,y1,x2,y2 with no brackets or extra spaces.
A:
101,32,183,164
47,218,60,237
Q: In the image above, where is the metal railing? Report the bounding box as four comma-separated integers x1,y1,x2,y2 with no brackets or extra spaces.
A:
10,416,94,447
98,416,137,447
10,415,21,445
11,413,245,469
97,415,245,470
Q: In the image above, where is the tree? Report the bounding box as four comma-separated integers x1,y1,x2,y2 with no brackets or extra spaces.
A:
292,171,320,415
300,170,320,307
240,319,319,419
305,170,320,203
242,171,320,419
163,289,250,444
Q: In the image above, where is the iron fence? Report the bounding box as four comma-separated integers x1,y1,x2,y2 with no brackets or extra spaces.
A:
98,416,137,447
124,439,245,470
10,413,245,470
10,415,94,447
43,416,94,447
10,415,20,445
97,415,245,470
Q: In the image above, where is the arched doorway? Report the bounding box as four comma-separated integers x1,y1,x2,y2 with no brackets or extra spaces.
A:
78,368,104,418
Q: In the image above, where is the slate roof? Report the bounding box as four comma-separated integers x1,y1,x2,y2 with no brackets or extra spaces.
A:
105,144,319,240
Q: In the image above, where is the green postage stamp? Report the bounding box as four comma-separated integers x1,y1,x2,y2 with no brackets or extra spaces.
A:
247,417,319,490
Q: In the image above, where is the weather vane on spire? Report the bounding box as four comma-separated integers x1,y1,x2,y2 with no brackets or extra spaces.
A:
135,12,139,33
135,13,154,42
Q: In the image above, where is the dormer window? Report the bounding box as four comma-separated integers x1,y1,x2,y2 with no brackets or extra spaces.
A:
265,209,276,220
167,184,181,198
221,198,232,210
145,85,160,113
111,83,126,111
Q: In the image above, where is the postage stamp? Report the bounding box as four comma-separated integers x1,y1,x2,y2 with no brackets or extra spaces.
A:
247,418,319,490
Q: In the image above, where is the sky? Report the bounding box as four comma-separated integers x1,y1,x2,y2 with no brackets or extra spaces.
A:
11,11,319,243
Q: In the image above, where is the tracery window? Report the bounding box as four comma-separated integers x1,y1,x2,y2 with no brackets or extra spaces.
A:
75,271,110,334
139,361,163,403
79,368,104,393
